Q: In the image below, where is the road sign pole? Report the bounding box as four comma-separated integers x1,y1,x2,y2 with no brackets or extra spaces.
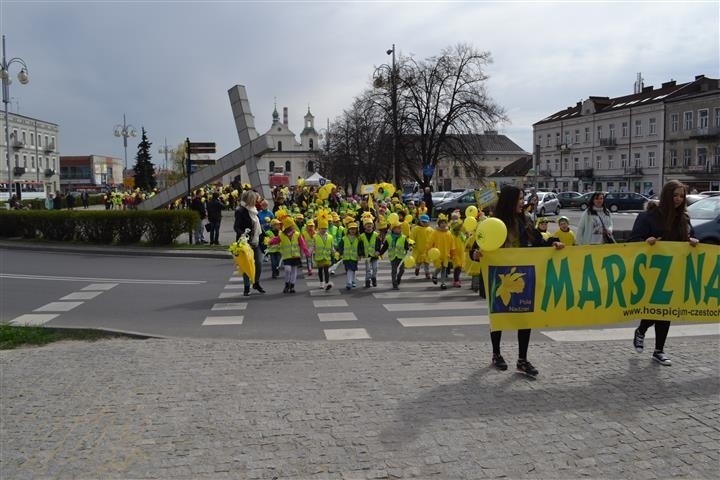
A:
186,137,192,244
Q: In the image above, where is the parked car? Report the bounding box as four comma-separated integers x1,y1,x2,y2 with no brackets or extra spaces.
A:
431,191,460,204
556,191,584,209
434,189,479,216
525,191,560,216
687,191,720,205
601,192,649,212
688,196,720,244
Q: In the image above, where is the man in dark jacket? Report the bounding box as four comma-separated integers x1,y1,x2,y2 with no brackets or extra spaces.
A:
189,190,207,244
206,192,223,245
422,187,434,218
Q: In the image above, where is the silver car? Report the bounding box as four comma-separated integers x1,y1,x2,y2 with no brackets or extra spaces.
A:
526,191,560,216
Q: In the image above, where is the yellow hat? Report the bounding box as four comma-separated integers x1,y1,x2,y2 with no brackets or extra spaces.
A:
306,220,315,227
270,218,281,226
378,221,388,230
294,213,304,220
363,218,374,226
348,222,359,229
317,219,329,229
282,217,296,231
331,212,340,221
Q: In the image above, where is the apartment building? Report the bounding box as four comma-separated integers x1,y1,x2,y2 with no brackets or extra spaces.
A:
0,111,60,199
533,74,719,194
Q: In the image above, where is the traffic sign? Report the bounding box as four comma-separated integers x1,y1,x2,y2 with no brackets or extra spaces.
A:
318,177,327,186
423,164,434,177
190,159,217,165
188,142,216,154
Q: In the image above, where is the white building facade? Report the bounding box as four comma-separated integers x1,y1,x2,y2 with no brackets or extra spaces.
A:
533,74,719,194
0,111,60,199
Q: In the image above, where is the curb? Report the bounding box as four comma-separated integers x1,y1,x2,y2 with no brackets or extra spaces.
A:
0,240,232,259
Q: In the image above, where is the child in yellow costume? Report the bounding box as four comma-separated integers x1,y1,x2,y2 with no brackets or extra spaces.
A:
312,217,335,291
553,216,576,246
449,211,466,288
301,220,316,277
426,214,454,289
263,218,282,279
269,217,311,294
387,220,410,290
338,222,365,290
410,214,433,279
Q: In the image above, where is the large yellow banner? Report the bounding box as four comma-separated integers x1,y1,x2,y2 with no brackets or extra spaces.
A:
480,242,720,331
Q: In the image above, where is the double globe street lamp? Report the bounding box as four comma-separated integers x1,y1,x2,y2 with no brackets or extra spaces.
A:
373,44,399,188
114,114,137,171
1,35,30,203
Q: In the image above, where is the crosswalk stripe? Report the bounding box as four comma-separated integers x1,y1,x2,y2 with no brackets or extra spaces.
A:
398,315,489,327
324,328,371,340
202,316,244,326
218,292,245,299
81,283,118,291
374,290,480,299
60,291,103,301
33,301,83,312
318,312,357,322
211,303,248,311
313,300,348,308
223,284,245,290
9,314,60,326
228,277,243,282
384,301,486,312
542,324,720,342
309,288,342,296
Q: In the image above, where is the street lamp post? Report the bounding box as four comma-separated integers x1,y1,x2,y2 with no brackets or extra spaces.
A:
1,35,30,205
158,137,176,189
114,113,136,172
373,45,399,188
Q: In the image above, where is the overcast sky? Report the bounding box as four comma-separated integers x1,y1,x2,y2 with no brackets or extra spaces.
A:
2,0,718,167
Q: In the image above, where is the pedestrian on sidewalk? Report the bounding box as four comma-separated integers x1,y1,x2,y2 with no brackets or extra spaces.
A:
488,185,565,376
206,192,223,245
189,190,207,244
630,180,699,366
234,190,265,296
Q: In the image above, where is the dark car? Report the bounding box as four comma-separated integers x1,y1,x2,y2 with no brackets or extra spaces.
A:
434,189,479,216
603,192,649,212
687,190,720,205
557,191,584,209
578,192,608,211
688,196,720,244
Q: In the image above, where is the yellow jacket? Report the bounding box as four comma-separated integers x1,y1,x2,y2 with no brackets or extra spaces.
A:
426,228,454,267
410,225,433,263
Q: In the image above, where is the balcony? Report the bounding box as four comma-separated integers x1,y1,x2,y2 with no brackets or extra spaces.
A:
12,139,24,149
539,169,553,177
624,167,644,176
574,168,594,178
13,167,26,176
44,169,55,177
44,141,55,153
599,137,617,148
555,143,571,153
689,126,720,140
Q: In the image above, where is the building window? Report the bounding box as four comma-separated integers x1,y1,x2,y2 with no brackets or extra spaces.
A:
597,125,602,141
546,134,551,147
52,157,56,169
670,150,677,167
31,155,35,168
698,109,709,129
649,118,656,135
269,161,275,172
555,132,561,146
14,154,19,167
44,135,48,147
438,169,444,178
21,131,26,143
683,148,692,166
37,135,42,147
608,157,614,169
564,131,570,145
563,158,569,172
595,156,601,170
671,114,679,132
453,166,460,177
277,141,283,152
583,157,590,168
715,108,720,128
609,124,615,139
633,152,641,167
684,111,693,130
715,146,720,165
307,161,314,173
648,151,656,167
285,161,291,172
622,122,628,137
22,154,27,167
573,157,579,169
30,133,34,146
634,120,642,136
584,127,590,143
574,130,580,143
554,158,560,170
621,154,627,168
308,139,314,150
697,147,707,166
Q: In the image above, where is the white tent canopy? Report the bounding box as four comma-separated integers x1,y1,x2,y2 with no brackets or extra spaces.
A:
304,172,328,186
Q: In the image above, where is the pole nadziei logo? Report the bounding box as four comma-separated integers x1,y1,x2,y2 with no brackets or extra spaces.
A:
489,265,536,313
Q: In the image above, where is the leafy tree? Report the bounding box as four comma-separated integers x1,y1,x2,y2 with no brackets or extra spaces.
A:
133,127,157,191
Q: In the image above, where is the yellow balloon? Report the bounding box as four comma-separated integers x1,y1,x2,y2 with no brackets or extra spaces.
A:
476,217,507,252
405,214,413,224
387,212,400,225
463,216,477,233
403,255,416,269
427,247,441,262
465,205,478,218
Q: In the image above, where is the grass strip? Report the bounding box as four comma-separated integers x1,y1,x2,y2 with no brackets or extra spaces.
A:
0,324,127,350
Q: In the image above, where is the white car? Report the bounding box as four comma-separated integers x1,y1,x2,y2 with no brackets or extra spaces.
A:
525,191,560,216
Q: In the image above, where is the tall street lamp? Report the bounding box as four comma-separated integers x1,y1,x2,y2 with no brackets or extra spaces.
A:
1,35,30,204
114,113,136,171
158,137,176,189
373,44,399,187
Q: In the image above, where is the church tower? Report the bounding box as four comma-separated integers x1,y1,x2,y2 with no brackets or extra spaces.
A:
300,106,319,151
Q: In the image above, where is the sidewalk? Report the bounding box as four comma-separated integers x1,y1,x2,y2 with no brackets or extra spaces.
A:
1,336,718,479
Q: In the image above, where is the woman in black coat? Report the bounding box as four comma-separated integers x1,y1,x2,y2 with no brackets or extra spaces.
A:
630,180,699,366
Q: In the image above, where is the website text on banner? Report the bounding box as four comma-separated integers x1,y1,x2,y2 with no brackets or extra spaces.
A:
480,242,720,332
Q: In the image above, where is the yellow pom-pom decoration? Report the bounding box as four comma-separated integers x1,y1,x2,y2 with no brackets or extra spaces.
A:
427,247,441,262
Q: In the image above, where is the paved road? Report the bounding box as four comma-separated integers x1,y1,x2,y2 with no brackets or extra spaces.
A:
2,336,718,479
